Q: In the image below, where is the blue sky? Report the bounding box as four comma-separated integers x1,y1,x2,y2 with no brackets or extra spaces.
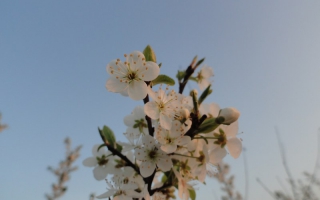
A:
1,1,320,199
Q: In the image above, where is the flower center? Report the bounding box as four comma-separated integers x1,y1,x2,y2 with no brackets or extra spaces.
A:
133,119,147,133
213,128,227,148
96,155,109,166
148,148,158,160
127,72,136,80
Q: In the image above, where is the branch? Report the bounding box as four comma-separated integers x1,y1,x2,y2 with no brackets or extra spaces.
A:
185,114,207,138
143,93,154,137
100,135,140,175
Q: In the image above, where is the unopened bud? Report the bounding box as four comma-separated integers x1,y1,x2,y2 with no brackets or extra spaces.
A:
217,107,240,125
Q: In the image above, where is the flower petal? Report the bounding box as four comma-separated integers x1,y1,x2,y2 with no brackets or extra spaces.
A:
144,102,160,119
82,157,97,167
96,190,116,199
127,51,145,71
128,80,148,100
142,135,156,149
209,147,227,164
160,113,172,130
106,77,127,93
227,137,242,158
93,166,108,180
140,161,156,178
138,61,160,81
157,155,172,172
134,147,147,161
161,144,177,154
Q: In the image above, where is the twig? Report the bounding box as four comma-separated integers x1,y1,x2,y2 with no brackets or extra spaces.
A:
306,129,320,193
256,178,277,200
275,127,299,200
276,176,290,197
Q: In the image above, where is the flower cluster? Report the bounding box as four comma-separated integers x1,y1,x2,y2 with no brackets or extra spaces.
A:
83,46,242,200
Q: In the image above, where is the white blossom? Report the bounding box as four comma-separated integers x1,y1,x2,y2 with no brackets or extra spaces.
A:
134,135,172,178
197,65,214,90
106,51,160,100
83,145,119,181
144,86,179,130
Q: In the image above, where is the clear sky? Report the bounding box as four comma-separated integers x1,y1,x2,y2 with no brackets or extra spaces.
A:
1,1,320,200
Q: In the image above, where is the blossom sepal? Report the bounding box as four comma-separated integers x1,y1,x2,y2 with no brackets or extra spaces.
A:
197,117,220,134
99,126,116,148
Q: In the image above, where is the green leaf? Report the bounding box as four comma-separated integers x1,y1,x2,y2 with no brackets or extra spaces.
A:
195,57,205,68
189,189,196,200
198,84,212,105
98,126,116,148
143,45,157,62
158,63,162,68
176,70,186,82
151,74,175,86
116,143,123,152
97,144,107,151
197,118,220,134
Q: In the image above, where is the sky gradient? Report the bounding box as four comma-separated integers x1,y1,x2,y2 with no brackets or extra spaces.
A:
1,1,320,199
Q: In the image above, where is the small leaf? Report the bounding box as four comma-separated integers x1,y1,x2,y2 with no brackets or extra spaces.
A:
189,189,196,200
158,63,162,68
198,84,212,105
197,118,220,134
116,143,123,152
97,144,107,151
98,126,116,148
176,70,186,81
188,76,197,82
151,74,175,86
143,45,157,62
194,57,205,68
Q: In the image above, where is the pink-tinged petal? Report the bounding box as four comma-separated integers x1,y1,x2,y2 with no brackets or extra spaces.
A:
96,190,116,199
140,161,156,177
125,190,144,198
161,144,177,154
127,51,145,71
176,136,191,146
225,120,239,138
128,81,148,100
227,137,242,158
83,157,97,167
209,147,227,164
156,155,172,172
147,87,158,101
106,77,127,93
93,166,108,180
199,103,210,116
201,66,214,78
144,102,160,119
209,103,220,118
199,79,210,90
121,183,139,190
138,61,160,81
160,113,172,130
142,135,156,149
134,147,147,161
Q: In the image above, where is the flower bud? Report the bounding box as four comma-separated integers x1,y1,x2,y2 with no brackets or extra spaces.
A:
217,107,240,125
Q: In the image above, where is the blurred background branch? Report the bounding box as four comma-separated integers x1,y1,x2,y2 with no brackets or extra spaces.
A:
45,137,82,200
0,113,8,133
